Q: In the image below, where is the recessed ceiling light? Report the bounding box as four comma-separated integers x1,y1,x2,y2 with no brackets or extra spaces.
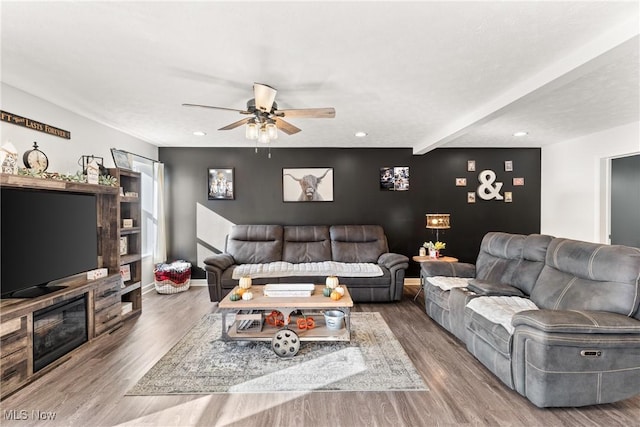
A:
193,131,206,136
355,131,368,137
513,131,528,137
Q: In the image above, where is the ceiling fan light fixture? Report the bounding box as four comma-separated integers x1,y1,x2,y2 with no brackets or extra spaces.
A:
258,126,270,144
246,121,258,140
266,122,278,140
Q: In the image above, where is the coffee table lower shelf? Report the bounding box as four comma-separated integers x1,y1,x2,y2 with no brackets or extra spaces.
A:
224,315,351,342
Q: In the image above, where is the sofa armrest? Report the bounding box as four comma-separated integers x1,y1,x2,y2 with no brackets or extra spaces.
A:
378,252,409,269
203,254,235,302
421,261,476,278
203,253,235,270
512,309,640,334
467,279,525,297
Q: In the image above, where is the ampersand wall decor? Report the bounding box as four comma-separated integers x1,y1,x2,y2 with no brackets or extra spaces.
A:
477,169,504,201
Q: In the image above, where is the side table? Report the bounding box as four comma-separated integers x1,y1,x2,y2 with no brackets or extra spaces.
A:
412,255,459,300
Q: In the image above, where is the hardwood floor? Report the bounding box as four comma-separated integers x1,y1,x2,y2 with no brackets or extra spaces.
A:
1,285,638,427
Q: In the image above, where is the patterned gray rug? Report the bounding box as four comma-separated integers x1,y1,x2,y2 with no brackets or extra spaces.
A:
128,311,427,395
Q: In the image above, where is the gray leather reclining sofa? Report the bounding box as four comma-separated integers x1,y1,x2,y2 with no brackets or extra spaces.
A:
204,224,409,303
421,232,640,407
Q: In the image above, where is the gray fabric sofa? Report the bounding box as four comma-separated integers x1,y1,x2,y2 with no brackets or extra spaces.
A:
420,232,640,407
203,224,409,303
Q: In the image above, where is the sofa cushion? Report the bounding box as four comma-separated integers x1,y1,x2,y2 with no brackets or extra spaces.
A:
231,261,383,279
427,276,470,291
511,234,554,295
466,296,538,335
330,225,388,263
475,232,525,284
226,225,283,264
283,225,332,263
530,238,640,317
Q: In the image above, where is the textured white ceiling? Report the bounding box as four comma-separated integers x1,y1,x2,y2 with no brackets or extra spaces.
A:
1,1,638,153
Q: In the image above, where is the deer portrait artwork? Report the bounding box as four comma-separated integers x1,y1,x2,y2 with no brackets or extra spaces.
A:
283,168,334,202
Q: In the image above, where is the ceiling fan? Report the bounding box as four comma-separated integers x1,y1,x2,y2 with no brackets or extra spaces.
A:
182,83,336,141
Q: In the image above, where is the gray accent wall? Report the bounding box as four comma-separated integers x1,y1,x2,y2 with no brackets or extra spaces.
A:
159,147,541,278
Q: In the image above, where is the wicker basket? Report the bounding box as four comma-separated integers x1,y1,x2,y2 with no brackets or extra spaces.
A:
154,261,191,294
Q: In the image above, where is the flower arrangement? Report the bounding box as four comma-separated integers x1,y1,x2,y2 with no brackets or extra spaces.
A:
423,241,446,251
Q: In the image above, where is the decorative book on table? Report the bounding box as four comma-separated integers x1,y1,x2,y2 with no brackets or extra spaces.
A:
263,283,315,297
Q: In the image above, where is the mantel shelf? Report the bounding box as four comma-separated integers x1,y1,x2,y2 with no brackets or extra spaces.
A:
0,174,119,195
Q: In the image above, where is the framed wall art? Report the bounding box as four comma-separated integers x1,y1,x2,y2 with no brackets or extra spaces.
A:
283,167,333,202
380,166,409,191
505,192,513,203
455,177,467,186
111,148,131,170
467,160,476,172
504,160,513,172
208,168,235,200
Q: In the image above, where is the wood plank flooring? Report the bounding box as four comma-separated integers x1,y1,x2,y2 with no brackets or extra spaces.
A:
1,285,638,427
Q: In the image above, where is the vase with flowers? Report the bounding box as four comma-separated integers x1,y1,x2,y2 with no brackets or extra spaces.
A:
423,241,446,258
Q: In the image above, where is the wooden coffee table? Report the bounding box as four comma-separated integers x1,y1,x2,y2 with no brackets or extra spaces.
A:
218,284,354,357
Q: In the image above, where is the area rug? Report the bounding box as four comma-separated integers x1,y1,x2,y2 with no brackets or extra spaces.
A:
127,312,427,395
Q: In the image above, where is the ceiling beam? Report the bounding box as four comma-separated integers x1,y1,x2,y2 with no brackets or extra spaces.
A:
413,17,640,155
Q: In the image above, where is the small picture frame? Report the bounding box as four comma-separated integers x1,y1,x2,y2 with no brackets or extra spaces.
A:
379,166,409,191
120,264,131,281
119,236,128,256
513,177,525,186
111,148,132,170
208,168,235,200
122,218,133,228
504,160,513,172
455,177,467,186
467,192,476,203
467,160,476,172
505,192,513,203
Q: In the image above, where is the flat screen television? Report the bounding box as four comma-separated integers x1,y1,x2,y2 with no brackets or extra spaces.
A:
1,188,98,298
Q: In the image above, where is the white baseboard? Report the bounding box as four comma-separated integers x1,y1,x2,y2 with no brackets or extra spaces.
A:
189,279,208,286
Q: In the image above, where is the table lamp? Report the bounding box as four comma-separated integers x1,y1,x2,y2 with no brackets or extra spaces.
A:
425,213,450,242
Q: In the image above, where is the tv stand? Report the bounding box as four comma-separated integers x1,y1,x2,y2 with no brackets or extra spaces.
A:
0,173,135,400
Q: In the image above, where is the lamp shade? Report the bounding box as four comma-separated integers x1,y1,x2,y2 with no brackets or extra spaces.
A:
426,213,450,229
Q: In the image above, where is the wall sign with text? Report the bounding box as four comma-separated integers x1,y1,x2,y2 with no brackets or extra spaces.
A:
1,110,71,139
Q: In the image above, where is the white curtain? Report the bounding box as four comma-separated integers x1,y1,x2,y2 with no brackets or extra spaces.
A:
153,162,167,264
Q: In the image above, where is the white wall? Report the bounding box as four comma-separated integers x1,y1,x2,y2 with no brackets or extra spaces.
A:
1,83,159,286
1,83,157,173
541,121,640,242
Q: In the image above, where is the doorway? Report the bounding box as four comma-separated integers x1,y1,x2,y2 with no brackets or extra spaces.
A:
610,154,640,248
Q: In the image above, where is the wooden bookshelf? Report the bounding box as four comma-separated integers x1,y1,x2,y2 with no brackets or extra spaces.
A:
110,168,142,319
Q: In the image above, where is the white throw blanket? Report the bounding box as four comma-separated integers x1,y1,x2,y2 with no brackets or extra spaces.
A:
426,276,470,291
232,261,384,280
466,296,538,334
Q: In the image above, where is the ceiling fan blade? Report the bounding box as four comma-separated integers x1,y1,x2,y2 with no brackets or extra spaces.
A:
182,103,250,114
277,107,336,118
274,117,302,135
253,83,277,112
218,117,253,131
